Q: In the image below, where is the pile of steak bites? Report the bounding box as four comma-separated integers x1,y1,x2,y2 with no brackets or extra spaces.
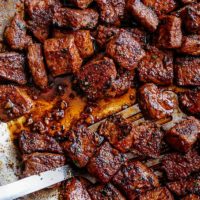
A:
1,0,200,199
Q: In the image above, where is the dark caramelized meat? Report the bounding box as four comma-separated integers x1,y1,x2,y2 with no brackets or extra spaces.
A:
157,15,182,49
127,0,159,32
98,115,134,152
62,125,103,167
113,160,160,199
0,85,33,122
44,36,82,77
175,57,200,86
138,83,177,120
182,194,200,200
132,121,164,158
4,14,32,50
0,52,27,85
88,183,126,200
77,56,117,99
95,0,125,25
68,0,93,9
64,178,92,200
106,31,145,70
165,117,200,153
87,142,126,183
138,187,174,200
138,46,174,85
162,151,200,181
27,43,48,89
19,131,63,154
53,8,99,30
22,152,66,177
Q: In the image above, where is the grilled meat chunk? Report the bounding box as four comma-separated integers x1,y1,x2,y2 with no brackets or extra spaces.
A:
4,14,32,50
27,43,48,89
127,0,159,32
98,115,134,152
138,46,174,85
182,194,200,200
162,151,200,181
68,0,93,9
64,178,92,200
88,183,126,200
138,83,177,120
175,57,200,86
132,121,164,158
22,152,66,177
44,36,82,77
165,117,200,153
138,187,174,200
62,125,103,167
0,52,27,85
157,15,182,49
113,160,160,199
19,131,63,154
0,85,33,122
106,31,145,70
181,0,198,4
53,8,99,30
87,142,126,183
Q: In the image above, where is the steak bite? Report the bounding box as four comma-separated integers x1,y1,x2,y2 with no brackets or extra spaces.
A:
0,85,33,122
53,8,99,30
0,52,27,85
27,43,48,89
62,125,103,168
138,46,174,85
138,83,177,120
19,131,63,154
4,14,32,50
87,142,126,183
175,57,200,86
162,151,200,181
127,0,159,32
182,194,200,200
44,36,82,77
113,160,160,199
106,31,145,70
157,15,182,49
68,0,93,9
88,183,126,200
165,117,200,153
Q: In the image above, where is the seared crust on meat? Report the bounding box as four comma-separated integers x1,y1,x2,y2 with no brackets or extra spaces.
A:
182,194,200,200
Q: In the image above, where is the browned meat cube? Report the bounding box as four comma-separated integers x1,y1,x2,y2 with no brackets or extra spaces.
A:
162,151,200,181
179,90,200,117
113,160,160,199
181,0,198,4
127,0,159,32
142,0,177,17
138,187,174,200
167,177,200,196
22,152,66,177
95,0,125,25
53,8,99,30
0,85,33,122
64,178,91,200
44,36,82,77
138,46,174,85
77,56,117,99
27,44,48,89
62,125,103,167
165,117,200,153
138,83,177,120
68,0,93,9
19,131,63,154
106,31,145,70
4,14,32,50
179,35,200,56
132,121,164,158
87,142,126,183
98,115,134,153
0,52,27,85
157,15,182,49
175,57,200,86
182,195,200,200
88,183,126,200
